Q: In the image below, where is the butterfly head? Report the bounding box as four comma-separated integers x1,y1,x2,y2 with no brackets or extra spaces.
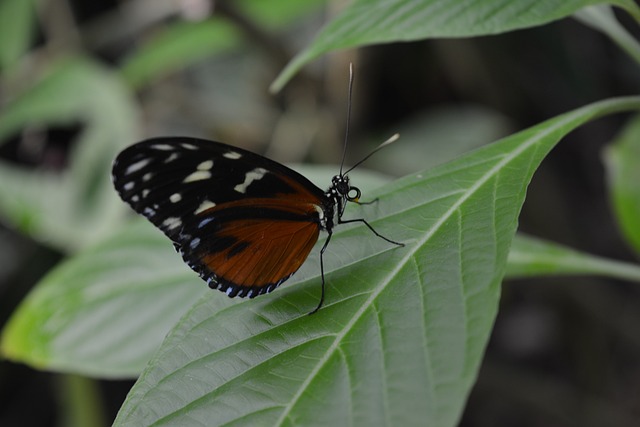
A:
331,174,361,203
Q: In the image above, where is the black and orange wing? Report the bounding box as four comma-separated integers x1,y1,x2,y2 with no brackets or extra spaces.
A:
112,137,328,297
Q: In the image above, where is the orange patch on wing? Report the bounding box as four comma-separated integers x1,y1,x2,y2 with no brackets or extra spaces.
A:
201,218,320,287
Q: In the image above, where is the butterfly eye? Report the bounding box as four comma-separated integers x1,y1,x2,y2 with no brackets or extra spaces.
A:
346,186,361,202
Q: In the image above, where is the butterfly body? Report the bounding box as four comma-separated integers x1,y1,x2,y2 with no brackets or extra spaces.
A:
112,137,371,306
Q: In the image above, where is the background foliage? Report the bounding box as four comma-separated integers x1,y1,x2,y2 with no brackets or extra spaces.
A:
1,0,640,426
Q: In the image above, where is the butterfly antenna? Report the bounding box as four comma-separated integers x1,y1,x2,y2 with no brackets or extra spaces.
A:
343,133,400,175
339,63,355,176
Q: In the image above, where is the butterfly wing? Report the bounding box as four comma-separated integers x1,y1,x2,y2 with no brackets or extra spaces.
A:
191,199,321,297
112,137,329,297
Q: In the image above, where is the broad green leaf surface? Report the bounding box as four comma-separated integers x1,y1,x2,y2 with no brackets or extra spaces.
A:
113,97,640,427
0,57,138,250
6,228,637,379
604,114,640,255
0,220,211,378
271,0,640,91
507,234,640,281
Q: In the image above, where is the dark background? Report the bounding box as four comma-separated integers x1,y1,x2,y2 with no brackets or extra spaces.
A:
1,1,639,426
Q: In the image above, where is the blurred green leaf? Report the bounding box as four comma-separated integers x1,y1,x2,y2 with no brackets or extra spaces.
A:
507,234,640,281
119,19,241,89
120,0,325,89
271,0,640,91
111,97,640,426
0,57,139,250
604,114,640,255
0,219,209,378
368,105,513,176
238,0,324,29
575,5,640,66
0,0,37,70
291,164,393,192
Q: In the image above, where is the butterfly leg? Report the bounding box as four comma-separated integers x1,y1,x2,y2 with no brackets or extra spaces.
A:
338,217,404,247
309,231,333,315
353,198,378,206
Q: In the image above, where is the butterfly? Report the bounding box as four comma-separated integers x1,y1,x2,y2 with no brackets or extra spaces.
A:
111,67,402,314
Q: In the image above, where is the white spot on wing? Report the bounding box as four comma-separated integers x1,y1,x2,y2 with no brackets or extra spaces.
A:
190,237,201,249
142,172,153,181
143,207,155,217
131,195,140,202
123,181,135,191
223,151,242,160
197,160,213,170
151,144,173,150
183,170,212,183
163,217,182,230
165,153,179,163
181,143,198,150
125,158,151,175
142,189,150,198
234,167,268,194
195,200,216,214
170,193,182,203
198,217,214,228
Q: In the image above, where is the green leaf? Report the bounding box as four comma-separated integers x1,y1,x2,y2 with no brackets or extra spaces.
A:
0,57,139,250
575,5,640,66
0,0,37,69
119,20,241,89
119,0,325,89
367,105,513,176
604,114,640,255
507,234,640,281
238,0,325,29
112,97,640,426
271,0,640,92
0,220,209,378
